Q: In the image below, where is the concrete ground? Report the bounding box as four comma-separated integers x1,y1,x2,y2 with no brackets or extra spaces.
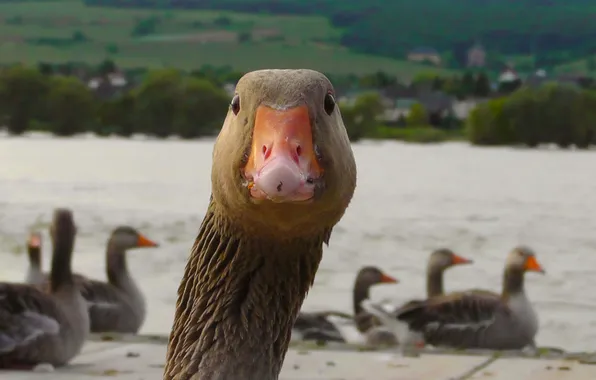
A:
3,335,596,379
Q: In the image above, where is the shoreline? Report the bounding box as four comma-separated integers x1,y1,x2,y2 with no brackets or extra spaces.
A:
4,334,595,379
88,332,596,362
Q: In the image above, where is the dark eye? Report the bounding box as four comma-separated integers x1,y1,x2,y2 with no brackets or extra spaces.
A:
324,92,335,115
231,95,240,115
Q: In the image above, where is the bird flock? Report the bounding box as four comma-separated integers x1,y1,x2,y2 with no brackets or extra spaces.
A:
294,247,545,353
0,208,158,370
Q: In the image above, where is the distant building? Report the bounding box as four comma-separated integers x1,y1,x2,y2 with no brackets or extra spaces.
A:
407,47,441,66
525,69,548,87
223,83,236,97
87,71,127,90
498,67,519,83
87,71,131,100
467,43,486,67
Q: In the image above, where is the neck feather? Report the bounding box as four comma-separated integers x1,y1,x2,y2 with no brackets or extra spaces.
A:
50,233,74,293
426,266,444,298
352,281,371,316
502,267,525,298
28,247,42,268
164,202,327,380
106,242,130,286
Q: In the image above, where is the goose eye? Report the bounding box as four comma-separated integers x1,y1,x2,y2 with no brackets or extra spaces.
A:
231,95,240,115
323,92,335,115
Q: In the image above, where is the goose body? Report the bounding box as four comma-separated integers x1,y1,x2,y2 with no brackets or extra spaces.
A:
164,69,356,380
292,311,351,343
26,227,158,334
0,209,89,368
395,246,544,350
78,275,146,334
293,266,397,343
360,249,473,347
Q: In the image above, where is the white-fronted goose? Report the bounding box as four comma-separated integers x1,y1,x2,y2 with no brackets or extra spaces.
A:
293,266,398,343
163,69,357,380
24,232,44,286
0,209,89,369
395,246,545,350
32,227,159,334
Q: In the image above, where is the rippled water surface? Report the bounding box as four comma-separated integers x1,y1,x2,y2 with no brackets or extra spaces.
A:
2,135,596,351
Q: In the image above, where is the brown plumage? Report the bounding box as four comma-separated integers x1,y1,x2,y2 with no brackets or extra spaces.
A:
293,266,397,343
163,69,356,380
397,248,474,311
352,267,399,333
0,209,89,368
395,246,545,350
26,226,159,334
360,248,472,348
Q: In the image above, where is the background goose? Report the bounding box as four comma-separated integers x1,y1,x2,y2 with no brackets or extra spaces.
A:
293,266,397,343
0,208,89,369
360,249,472,348
75,226,158,334
24,232,44,286
394,246,545,350
424,248,473,298
163,69,356,380
32,226,159,334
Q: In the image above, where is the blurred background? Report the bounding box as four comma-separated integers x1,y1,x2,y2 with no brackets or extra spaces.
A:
2,0,596,353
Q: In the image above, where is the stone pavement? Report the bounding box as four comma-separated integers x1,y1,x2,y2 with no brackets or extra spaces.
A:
2,335,596,379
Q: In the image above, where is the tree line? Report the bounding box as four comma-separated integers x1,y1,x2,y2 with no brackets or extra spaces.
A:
467,83,596,148
0,62,443,142
0,64,230,138
4,60,595,148
0,61,481,143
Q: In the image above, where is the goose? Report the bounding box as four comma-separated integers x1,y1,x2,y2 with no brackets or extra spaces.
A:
163,69,357,380
361,248,473,347
393,246,545,350
0,208,89,369
26,226,159,334
73,226,158,334
423,248,473,298
293,266,397,343
24,232,44,286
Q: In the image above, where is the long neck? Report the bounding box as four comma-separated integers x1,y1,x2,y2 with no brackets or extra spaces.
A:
502,267,525,298
164,203,327,380
352,281,371,315
106,241,131,287
426,265,444,298
50,232,74,293
28,247,41,269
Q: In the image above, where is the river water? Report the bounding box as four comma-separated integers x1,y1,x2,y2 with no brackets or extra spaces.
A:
2,134,596,351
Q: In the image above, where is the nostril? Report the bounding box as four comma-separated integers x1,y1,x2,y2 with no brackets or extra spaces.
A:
262,144,271,159
296,145,302,157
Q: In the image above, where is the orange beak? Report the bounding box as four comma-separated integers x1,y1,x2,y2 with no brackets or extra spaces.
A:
380,273,399,284
524,256,545,274
28,233,41,248
451,253,473,266
243,105,322,203
137,234,159,248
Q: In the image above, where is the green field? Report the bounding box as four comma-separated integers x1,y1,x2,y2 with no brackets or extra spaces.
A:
0,0,456,77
